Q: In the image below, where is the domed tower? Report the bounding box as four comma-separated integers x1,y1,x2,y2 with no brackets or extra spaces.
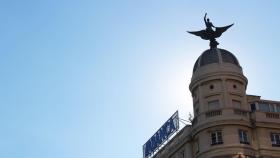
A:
190,48,248,118
187,14,256,157
189,48,253,158
146,15,280,158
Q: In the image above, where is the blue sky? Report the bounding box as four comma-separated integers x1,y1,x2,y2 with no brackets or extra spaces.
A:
1,1,280,158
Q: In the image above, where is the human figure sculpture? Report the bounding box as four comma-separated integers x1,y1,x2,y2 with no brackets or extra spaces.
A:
188,13,233,49
204,13,215,31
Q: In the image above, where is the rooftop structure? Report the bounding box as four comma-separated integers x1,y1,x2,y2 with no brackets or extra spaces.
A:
146,15,280,158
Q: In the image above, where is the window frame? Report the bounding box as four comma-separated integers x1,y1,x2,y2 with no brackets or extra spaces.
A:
238,129,250,145
232,100,242,109
250,103,256,112
276,104,280,112
180,149,185,158
271,133,280,147
210,130,223,145
208,100,220,110
258,102,271,112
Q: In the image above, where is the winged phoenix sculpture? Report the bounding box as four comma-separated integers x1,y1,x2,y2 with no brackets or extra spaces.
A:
188,13,233,49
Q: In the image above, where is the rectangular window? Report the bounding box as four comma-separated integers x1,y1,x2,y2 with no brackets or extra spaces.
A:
276,105,280,113
180,150,185,158
232,100,241,109
271,133,280,147
270,104,275,112
239,130,249,144
208,100,220,110
211,131,223,145
258,103,270,112
250,103,256,112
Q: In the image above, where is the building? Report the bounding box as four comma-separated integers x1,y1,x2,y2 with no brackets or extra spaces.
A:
151,48,280,158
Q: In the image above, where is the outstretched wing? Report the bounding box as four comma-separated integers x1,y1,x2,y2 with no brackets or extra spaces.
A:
187,30,209,40
214,23,234,38
188,23,233,40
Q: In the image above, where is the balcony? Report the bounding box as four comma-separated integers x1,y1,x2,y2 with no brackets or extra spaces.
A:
234,109,248,117
266,113,280,119
206,110,222,117
251,111,280,124
192,108,250,127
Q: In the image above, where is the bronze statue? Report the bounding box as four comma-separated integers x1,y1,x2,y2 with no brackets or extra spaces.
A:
204,13,215,31
188,13,233,49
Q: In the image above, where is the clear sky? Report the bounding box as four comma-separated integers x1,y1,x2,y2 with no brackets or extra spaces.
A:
1,1,280,158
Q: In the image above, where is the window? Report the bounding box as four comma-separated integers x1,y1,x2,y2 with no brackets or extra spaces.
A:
208,100,220,110
232,100,241,109
276,105,280,113
271,133,280,147
250,103,256,112
270,104,275,112
180,150,185,158
239,130,249,144
258,103,277,112
211,131,223,145
258,103,270,112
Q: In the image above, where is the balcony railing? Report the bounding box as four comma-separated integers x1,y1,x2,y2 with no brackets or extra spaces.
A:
206,110,222,118
234,109,248,116
266,113,280,119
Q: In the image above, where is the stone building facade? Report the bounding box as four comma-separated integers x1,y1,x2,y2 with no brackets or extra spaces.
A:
152,48,280,158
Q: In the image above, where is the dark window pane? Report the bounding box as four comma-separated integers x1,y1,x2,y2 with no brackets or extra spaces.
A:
208,100,220,110
259,103,270,112
250,103,256,112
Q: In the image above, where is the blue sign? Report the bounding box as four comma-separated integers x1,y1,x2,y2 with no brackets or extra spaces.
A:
143,111,179,158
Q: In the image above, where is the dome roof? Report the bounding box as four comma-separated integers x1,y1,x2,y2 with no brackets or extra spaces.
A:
193,48,240,73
